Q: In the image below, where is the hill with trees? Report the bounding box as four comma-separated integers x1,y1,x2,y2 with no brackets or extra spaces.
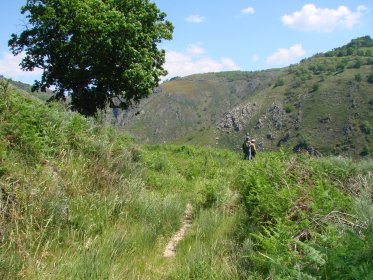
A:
115,36,373,158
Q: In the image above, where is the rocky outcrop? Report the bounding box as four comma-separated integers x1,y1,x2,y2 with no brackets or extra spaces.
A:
277,132,290,147
255,103,286,131
217,103,257,132
293,144,322,156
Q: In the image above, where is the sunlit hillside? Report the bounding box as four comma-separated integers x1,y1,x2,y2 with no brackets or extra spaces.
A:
116,36,373,158
1,78,372,279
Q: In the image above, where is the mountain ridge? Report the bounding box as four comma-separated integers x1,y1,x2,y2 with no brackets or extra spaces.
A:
113,36,373,157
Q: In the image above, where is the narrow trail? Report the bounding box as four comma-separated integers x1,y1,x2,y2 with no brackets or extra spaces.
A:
163,203,193,258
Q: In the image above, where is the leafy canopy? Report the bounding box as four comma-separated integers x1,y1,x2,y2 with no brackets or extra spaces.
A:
9,0,173,116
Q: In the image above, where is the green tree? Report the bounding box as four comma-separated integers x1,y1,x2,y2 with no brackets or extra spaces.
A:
9,0,173,116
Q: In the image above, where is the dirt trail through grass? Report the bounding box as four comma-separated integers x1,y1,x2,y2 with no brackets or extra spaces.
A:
163,203,193,258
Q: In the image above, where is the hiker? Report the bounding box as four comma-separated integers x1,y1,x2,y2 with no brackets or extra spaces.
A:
242,135,252,160
242,135,257,160
250,139,257,159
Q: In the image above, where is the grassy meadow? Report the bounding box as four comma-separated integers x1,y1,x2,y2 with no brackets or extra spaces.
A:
0,80,372,279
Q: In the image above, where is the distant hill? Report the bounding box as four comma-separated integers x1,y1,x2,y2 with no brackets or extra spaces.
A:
113,36,373,157
0,75,53,101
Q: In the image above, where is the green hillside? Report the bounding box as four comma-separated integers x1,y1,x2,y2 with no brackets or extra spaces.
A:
117,36,373,158
0,75,54,102
113,70,280,144
1,76,372,279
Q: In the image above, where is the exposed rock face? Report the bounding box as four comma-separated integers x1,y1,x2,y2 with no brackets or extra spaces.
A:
277,132,290,147
255,103,286,131
255,119,263,129
267,132,274,140
217,102,287,134
293,144,322,156
343,120,353,135
266,103,286,130
217,103,257,132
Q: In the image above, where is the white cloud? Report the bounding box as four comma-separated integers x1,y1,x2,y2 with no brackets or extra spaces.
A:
241,6,255,14
185,14,206,23
187,43,205,56
357,5,368,12
266,44,305,65
0,51,42,80
163,49,239,79
281,4,368,32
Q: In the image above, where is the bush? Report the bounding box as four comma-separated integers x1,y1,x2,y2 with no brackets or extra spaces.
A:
361,121,371,134
360,146,369,156
274,78,285,87
284,104,294,113
311,83,319,92
368,73,373,84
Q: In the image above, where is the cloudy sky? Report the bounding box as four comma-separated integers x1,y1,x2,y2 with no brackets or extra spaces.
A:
0,0,372,84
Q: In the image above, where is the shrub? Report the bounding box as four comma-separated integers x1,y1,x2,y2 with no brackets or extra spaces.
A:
353,59,362,68
355,73,362,82
360,146,369,156
368,73,373,84
360,121,371,134
284,104,294,113
274,78,285,87
298,135,309,148
336,62,346,72
311,83,319,92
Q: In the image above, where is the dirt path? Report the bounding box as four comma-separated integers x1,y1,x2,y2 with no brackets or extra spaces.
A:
163,203,193,258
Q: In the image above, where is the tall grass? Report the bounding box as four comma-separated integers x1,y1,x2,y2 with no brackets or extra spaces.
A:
236,152,373,279
1,84,372,279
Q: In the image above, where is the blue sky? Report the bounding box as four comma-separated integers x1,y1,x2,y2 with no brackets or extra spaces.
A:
0,0,372,85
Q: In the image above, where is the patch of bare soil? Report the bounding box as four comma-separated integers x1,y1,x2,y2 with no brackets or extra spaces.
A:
163,203,193,258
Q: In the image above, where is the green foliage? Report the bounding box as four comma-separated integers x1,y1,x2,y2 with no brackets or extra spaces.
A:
0,78,11,120
355,73,362,82
324,36,373,57
368,73,373,84
1,65,373,279
284,104,294,113
274,78,285,87
9,0,174,116
297,135,309,148
311,83,319,92
237,153,373,279
361,121,371,134
369,98,373,111
360,146,369,156
336,61,347,72
117,36,373,158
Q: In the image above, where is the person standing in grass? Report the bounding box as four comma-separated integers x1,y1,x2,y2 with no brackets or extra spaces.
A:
242,134,252,160
250,139,257,159
242,134,257,160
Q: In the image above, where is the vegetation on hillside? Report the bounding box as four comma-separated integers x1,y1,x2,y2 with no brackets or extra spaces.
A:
1,80,372,279
118,36,373,158
0,75,53,101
